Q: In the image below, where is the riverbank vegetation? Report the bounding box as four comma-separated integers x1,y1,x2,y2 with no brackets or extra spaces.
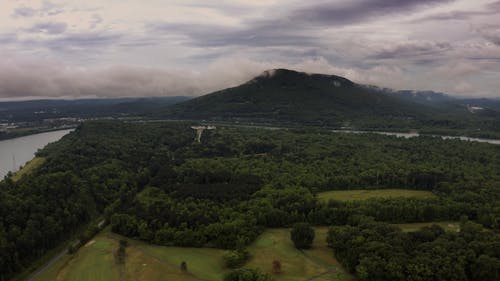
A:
1,121,499,280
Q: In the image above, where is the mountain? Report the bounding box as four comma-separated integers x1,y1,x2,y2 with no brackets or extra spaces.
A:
163,69,437,127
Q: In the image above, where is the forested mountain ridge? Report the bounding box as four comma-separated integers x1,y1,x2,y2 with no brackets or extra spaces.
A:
163,69,432,125
161,69,500,137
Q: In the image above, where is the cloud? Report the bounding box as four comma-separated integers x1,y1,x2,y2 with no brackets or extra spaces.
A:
371,41,453,59
478,25,500,46
150,0,454,50
1,0,500,98
11,1,62,18
412,0,500,22
12,6,37,18
26,22,67,35
0,34,18,44
150,22,317,48
291,0,455,26
47,32,122,49
0,55,423,100
0,56,260,99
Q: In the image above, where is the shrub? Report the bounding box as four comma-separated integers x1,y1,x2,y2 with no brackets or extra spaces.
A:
290,222,315,249
223,248,250,268
223,268,275,281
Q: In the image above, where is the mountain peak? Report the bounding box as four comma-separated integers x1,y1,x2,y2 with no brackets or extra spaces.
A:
256,68,302,79
164,68,432,125
252,68,354,87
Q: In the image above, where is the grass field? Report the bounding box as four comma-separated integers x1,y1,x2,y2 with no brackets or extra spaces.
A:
12,157,45,182
318,189,436,202
393,221,460,232
246,227,354,281
35,237,118,281
34,228,354,281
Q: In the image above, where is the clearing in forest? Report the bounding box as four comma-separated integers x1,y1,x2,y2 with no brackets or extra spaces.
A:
393,221,460,232
317,189,436,202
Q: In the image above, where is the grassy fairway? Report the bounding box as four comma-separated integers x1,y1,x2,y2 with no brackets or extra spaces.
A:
246,228,355,281
37,238,118,281
133,240,228,280
35,228,353,281
318,189,436,202
394,221,460,232
12,157,45,182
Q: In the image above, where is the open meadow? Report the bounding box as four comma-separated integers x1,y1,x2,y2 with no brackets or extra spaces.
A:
317,189,437,202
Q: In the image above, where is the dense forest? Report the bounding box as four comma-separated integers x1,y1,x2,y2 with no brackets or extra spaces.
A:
0,121,499,280
328,217,500,281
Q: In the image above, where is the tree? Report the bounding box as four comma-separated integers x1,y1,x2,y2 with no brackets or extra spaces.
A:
180,261,188,272
290,223,315,249
272,260,282,274
472,255,500,281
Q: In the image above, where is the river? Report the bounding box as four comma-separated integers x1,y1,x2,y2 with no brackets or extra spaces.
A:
0,129,73,179
332,130,500,145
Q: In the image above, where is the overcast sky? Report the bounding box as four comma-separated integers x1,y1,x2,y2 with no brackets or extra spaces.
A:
1,0,499,100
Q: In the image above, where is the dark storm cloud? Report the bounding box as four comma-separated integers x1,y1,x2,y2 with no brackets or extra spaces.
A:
26,22,67,35
371,42,453,59
292,0,455,26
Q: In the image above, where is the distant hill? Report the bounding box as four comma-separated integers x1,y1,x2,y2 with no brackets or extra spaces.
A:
163,69,438,127
391,90,500,113
0,96,191,122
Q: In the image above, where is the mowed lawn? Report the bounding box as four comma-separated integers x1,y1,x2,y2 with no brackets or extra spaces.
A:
35,228,354,281
12,157,45,182
318,189,436,202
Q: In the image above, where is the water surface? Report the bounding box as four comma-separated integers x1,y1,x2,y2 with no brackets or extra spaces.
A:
332,130,500,145
0,129,72,178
